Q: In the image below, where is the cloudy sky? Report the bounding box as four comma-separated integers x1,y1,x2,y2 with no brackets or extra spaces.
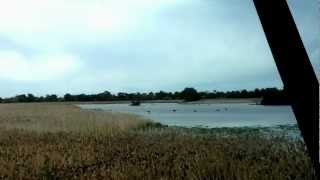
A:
0,0,318,97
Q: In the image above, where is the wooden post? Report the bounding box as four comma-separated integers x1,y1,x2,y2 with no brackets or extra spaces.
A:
253,0,319,176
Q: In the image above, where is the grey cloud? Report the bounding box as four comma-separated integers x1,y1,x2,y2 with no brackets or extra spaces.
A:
0,0,317,96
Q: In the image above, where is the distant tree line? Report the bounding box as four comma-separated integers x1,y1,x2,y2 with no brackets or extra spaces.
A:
1,94,60,103
0,87,287,104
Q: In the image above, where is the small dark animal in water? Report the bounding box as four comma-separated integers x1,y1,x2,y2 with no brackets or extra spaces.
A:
172,109,177,112
216,109,221,112
147,110,151,113
130,100,141,106
193,110,197,112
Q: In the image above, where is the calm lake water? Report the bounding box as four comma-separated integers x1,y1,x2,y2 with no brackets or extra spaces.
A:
78,103,297,128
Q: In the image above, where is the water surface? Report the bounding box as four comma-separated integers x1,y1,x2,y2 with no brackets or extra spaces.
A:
78,103,297,128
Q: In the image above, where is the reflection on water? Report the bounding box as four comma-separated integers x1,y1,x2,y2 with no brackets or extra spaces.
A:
78,103,297,128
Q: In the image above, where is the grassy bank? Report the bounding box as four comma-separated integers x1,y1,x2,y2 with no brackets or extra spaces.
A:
0,103,316,179
0,103,147,135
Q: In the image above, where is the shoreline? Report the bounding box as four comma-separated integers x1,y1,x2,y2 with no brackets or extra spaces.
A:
72,98,262,105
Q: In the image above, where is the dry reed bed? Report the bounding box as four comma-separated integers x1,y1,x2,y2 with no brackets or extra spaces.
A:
0,103,147,135
0,103,316,179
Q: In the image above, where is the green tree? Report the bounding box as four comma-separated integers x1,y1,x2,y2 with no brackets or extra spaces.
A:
16,94,28,102
26,94,36,102
97,91,112,101
155,91,168,100
64,93,73,101
45,95,58,102
118,92,129,100
180,87,201,102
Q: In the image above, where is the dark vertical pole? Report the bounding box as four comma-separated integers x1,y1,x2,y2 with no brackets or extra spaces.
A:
253,0,319,176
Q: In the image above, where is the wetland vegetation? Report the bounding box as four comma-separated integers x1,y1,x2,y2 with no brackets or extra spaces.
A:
0,103,315,179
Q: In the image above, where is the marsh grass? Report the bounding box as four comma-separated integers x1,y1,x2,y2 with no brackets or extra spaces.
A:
0,103,316,179
0,103,148,136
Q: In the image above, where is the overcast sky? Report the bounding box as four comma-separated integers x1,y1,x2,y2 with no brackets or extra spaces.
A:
0,0,318,97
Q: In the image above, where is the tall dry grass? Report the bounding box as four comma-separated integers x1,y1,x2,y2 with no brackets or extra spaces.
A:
0,103,148,135
0,103,316,179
